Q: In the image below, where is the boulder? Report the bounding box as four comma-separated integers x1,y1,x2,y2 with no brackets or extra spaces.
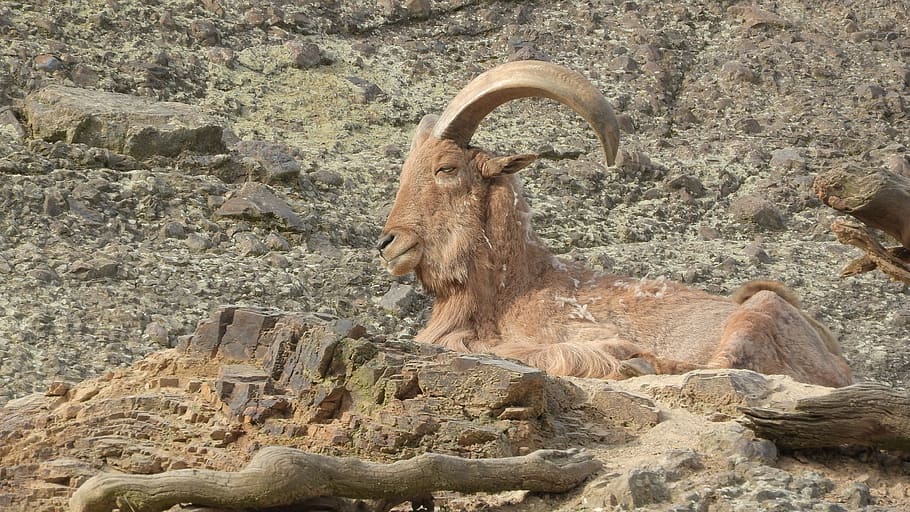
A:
24,85,226,159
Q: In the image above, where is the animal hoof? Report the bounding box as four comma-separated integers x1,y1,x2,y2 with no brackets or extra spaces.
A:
619,357,656,378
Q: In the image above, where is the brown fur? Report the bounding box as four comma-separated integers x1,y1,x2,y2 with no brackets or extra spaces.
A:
378,124,853,388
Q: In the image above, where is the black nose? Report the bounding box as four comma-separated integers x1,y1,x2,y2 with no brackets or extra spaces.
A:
375,233,395,252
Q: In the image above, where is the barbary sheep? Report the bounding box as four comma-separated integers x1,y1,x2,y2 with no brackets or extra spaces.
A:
376,60,853,388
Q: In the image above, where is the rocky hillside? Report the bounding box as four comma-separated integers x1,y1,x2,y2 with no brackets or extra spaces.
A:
0,0,909,509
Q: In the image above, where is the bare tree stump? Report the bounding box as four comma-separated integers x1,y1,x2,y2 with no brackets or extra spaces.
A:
741,382,910,451
70,447,601,512
814,166,910,282
814,166,910,249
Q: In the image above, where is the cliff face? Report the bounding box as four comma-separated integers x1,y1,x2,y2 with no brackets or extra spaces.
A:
0,0,908,510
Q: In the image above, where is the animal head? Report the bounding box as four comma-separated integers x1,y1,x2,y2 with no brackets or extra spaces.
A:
377,60,620,294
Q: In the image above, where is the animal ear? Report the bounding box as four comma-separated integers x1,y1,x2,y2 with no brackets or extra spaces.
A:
480,153,538,178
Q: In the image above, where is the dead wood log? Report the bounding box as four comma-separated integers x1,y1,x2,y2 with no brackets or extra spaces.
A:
70,447,601,512
741,382,910,451
832,220,910,283
814,166,910,250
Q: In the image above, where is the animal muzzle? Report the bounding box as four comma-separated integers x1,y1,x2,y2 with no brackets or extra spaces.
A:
375,229,422,276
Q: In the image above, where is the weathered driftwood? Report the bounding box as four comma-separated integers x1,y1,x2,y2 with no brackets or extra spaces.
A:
814,166,910,249
741,382,910,451
832,220,910,283
814,166,910,282
70,447,601,512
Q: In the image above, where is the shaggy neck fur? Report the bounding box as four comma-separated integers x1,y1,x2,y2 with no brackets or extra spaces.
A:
415,174,574,351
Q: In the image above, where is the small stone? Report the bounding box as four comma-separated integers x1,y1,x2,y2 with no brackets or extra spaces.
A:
144,321,169,347
380,283,416,312
0,107,26,140
69,257,119,280
721,60,757,83
46,380,73,397
161,221,187,239
36,459,93,485
185,233,213,252
43,188,67,216
730,195,785,230
616,112,635,133
34,54,64,72
233,140,301,183
216,182,308,232
265,232,291,251
590,385,660,430
887,154,910,178
30,268,60,283
347,76,384,104
744,239,772,264
888,309,910,327
311,169,344,187
285,41,323,69
128,453,162,474
234,233,269,257
843,482,872,508
769,148,805,171
665,175,706,197
208,47,235,66
735,117,762,134
189,19,220,45
856,83,886,100
698,225,719,240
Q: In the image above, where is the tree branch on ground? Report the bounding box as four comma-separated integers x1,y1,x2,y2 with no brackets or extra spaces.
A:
70,447,601,512
741,382,910,451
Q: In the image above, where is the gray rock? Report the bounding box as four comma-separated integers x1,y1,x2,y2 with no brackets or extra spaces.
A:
233,140,301,183
843,482,872,508
744,239,772,265
735,117,763,134
185,233,213,252
285,41,324,69
0,107,25,140
311,169,344,187
589,385,661,430
380,283,416,313
68,257,119,280
721,60,758,83
160,221,187,240
769,148,806,171
189,19,220,45
216,182,308,233
234,232,269,257
730,195,785,230
347,76,385,104
606,468,672,508
24,85,226,159
264,232,291,251
678,369,771,417
379,0,431,19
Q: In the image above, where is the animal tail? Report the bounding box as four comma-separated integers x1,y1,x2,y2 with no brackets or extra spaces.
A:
731,280,842,356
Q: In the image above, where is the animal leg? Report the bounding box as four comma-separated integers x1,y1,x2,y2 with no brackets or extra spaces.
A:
710,290,853,387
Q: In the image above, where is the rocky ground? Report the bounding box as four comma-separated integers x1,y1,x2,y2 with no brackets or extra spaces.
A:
0,0,908,510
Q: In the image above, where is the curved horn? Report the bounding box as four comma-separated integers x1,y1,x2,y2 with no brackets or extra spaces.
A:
431,60,620,166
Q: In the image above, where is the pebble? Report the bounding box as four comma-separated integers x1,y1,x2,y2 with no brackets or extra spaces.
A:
34,54,63,72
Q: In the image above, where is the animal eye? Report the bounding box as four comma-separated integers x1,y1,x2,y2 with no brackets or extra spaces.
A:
435,166,457,175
